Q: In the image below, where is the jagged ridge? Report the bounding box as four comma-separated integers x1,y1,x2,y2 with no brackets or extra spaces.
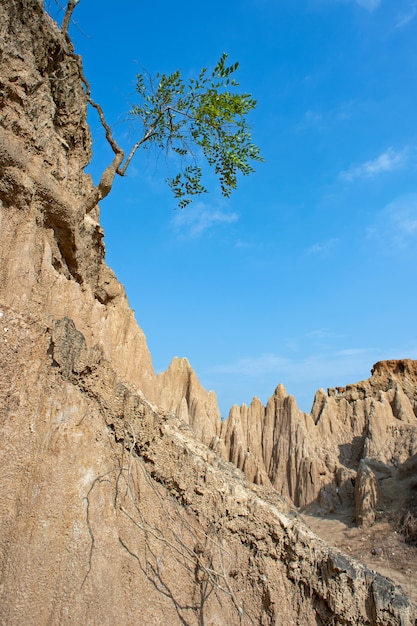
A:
0,1,416,624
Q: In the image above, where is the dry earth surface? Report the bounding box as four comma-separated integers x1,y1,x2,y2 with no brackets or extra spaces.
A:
1,1,417,624
302,509,417,606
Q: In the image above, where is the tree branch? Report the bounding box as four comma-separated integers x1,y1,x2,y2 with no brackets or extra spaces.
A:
62,9,261,212
73,56,125,211
117,118,164,177
61,0,80,36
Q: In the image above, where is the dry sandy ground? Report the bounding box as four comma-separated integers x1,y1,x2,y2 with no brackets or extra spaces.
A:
301,508,417,606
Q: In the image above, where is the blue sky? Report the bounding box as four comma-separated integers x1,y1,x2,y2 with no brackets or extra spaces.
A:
50,0,417,416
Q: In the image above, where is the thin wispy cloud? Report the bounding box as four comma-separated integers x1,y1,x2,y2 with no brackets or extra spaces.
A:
395,2,417,28
305,110,323,124
306,329,343,340
171,202,239,238
210,353,289,377
340,147,408,181
337,348,371,357
208,340,417,414
234,239,254,249
304,328,344,353
209,347,376,387
330,0,381,11
306,238,339,257
295,109,325,132
336,98,359,121
354,0,381,11
367,193,417,252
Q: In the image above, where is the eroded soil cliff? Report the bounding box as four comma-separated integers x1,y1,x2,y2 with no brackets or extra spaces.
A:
219,361,417,511
0,1,416,624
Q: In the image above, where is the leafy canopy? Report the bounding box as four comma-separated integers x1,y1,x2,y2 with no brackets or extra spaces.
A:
130,53,263,208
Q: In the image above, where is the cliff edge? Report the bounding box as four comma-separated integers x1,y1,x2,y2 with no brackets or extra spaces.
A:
0,2,415,624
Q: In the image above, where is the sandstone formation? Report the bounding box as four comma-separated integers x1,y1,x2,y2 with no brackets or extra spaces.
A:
0,0,157,400
2,306,415,625
355,459,380,528
156,356,221,447
0,0,221,439
0,1,416,624
220,362,417,510
220,385,327,506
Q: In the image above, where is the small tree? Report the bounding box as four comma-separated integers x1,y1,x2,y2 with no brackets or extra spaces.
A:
129,54,263,208
60,2,263,210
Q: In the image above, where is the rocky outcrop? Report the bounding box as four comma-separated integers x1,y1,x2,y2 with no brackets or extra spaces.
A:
1,306,414,625
355,459,380,528
0,0,220,428
219,385,327,505
156,356,221,447
0,0,157,400
220,362,417,513
0,2,416,624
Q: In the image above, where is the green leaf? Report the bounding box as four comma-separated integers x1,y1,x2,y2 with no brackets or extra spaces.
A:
129,54,263,208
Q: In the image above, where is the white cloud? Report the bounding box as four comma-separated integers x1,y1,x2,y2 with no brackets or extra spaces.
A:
210,353,290,377
340,147,408,181
234,239,254,249
355,0,381,10
208,341,417,414
305,110,323,124
295,109,325,133
248,0,378,9
306,329,343,340
209,347,376,379
396,2,417,28
336,348,372,357
328,0,381,11
336,98,359,121
367,193,417,251
306,238,339,257
171,201,239,238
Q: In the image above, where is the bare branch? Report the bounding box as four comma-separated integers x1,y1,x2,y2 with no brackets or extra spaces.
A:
71,55,125,211
117,131,155,177
61,0,80,36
